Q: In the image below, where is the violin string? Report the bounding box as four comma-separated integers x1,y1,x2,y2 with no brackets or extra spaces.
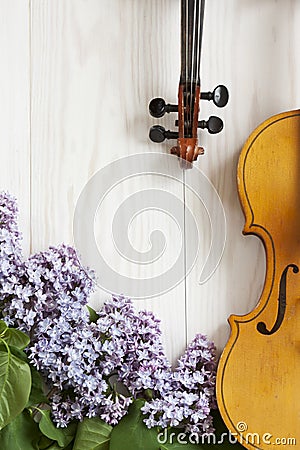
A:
181,0,186,83
188,0,195,135
186,0,188,136
188,0,191,134
190,0,196,135
195,0,199,86
181,0,205,138
187,0,192,136
188,0,204,137
196,0,200,85
192,0,200,134
197,0,205,84
180,0,187,136
193,0,204,139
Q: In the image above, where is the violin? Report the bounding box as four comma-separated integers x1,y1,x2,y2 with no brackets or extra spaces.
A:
216,109,300,448
148,0,228,166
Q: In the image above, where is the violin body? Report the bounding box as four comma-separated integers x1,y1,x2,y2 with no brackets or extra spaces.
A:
217,110,300,449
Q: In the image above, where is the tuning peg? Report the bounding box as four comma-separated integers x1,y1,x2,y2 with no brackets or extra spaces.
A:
149,98,178,118
198,116,224,134
201,85,229,108
149,125,179,143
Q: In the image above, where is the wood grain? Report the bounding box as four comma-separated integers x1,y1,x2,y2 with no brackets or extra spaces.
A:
0,0,30,255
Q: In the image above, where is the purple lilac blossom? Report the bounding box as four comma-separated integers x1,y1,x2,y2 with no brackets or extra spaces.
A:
30,313,131,427
0,192,22,310
96,297,173,397
29,295,175,427
2,244,94,335
0,192,22,259
141,333,217,436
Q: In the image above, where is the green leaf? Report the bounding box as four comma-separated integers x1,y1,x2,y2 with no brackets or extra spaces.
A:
0,346,31,429
0,409,42,450
7,344,28,362
45,444,74,450
38,410,77,448
0,320,8,335
38,434,75,450
86,305,99,323
110,400,158,450
42,445,65,450
73,416,112,450
40,445,63,450
0,342,29,363
2,328,30,349
38,435,55,449
27,366,48,407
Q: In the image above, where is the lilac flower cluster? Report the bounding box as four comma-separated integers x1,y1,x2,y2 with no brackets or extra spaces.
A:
0,192,22,307
97,298,173,397
0,191,217,435
32,294,216,433
0,192,22,257
29,295,172,427
2,244,94,335
142,334,217,435
31,310,133,427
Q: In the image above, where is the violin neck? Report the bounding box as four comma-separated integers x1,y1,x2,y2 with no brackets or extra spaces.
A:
180,0,205,86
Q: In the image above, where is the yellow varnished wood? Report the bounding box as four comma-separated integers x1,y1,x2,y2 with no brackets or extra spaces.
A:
217,109,300,450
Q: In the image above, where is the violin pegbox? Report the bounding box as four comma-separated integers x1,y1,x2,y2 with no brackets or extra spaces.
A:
149,84,229,165
148,0,228,167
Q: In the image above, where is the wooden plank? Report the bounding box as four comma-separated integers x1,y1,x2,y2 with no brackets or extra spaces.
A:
30,0,186,363
0,0,30,255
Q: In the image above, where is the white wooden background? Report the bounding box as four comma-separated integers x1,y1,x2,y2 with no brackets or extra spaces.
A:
2,0,300,364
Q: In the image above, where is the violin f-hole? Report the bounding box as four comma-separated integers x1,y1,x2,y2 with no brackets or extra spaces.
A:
257,263,299,335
